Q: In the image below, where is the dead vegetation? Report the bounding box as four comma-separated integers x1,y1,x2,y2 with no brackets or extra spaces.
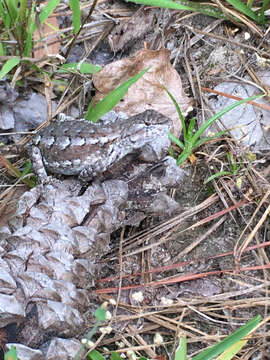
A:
0,0,270,358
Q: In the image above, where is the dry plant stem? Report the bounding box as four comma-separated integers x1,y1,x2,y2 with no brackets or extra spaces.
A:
171,216,226,263
212,0,263,36
112,195,219,258
54,87,81,117
99,240,270,286
220,177,246,221
100,324,160,346
95,262,270,294
103,342,173,355
81,22,114,62
99,290,270,341
202,87,270,111
183,35,197,101
114,227,124,318
127,325,156,358
236,50,269,94
44,75,53,122
183,25,269,58
236,204,270,265
212,175,237,223
56,72,78,111
172,19,223,61
234,188,270,263
106,196,248,261
65,0,99,60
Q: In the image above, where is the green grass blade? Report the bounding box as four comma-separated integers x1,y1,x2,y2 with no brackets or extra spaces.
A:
7,0,19,23
85,67,149,123
69,0,81,34
0,1,11,28
39,0,61,24
226,0,260,22
192,315,261,360
88,350,106,360
176,150,191,166
193,129,230,148
58,62,101,74
0,42,5,56
23,3,35,56
192,94,263,144
204,171,232,184
259,0,269,23
23,0,61,56
187,117,195,140
0,57,20,79
163,85,187,139
217,339,248,360
5,346,18,360
94,307,107,321
168,132,185,150
126,0,226,19
175,336,187,360
110,352,123,360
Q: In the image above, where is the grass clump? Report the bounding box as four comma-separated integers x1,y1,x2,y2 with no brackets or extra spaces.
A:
165,87,264,166
126,0,269,25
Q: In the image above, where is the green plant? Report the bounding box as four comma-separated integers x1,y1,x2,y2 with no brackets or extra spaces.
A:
4,311,261,360
226,0,269,24
177,315,261,360
88,315,261,360
165,88,263,166
73,305,108,360
126,0,269,25
4,346,18,360
85,67,149,123
0,0,82,79
204,151,243,184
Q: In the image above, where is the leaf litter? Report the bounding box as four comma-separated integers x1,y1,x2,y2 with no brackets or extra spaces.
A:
93,48,192,136
0,1,270,358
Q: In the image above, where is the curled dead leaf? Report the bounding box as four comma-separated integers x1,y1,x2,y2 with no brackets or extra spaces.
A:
93,49,192,136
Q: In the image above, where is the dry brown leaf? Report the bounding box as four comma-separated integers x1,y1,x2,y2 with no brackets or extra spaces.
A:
33,15,60,59
93,49,192,136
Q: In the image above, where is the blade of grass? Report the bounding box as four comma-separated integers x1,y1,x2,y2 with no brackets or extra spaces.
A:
259,0,269,23
168,133,185,150
175,336,187,360
23,0,61,54
0,1,11,28
69,0,81,34
204,171,233,184
23,3,35,56
193,129,230,148
58,62,101,74
192,94,264,144
191,315,261,360
5,346,18,360
163,86,187,139
187,117,195,140
217,339,248,360
226,0,260,22
0,42,5,56
85,67,149,122
88,350,105,360
110,352,123,360
39,0,61,24
0,57,20,79
126,0,226,19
